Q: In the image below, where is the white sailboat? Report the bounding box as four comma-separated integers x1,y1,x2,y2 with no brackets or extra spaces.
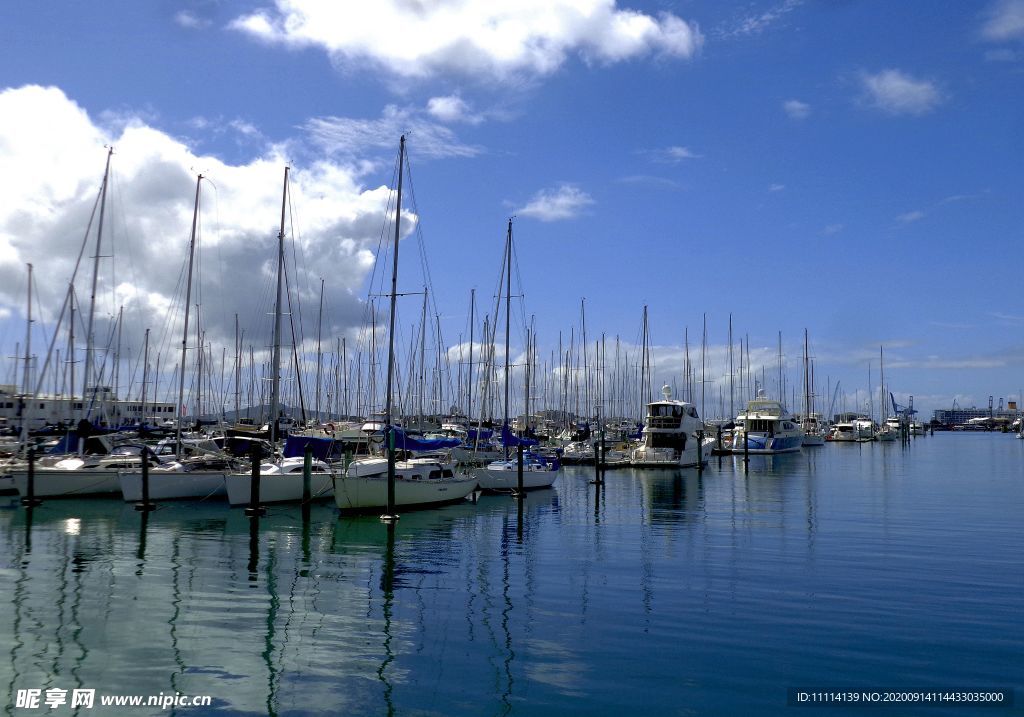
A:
800,330,826,446
472,219,558,492
334,137,476,515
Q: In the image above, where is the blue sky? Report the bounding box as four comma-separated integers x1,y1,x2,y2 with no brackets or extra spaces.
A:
0,0,1022,421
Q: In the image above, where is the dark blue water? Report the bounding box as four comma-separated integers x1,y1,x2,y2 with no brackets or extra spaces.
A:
1,433,1021,716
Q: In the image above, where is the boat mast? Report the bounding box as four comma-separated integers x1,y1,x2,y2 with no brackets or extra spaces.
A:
20,263,33,446
728,314,734,419
270,167,289,445
141,328,150,425
176,174,202,458
503,218,513,459
315,278,324,422
581,299,589,425
418,286,428,430
82,147,113,417
69,288,75,419
468,288,475,423
880,346,888,423
701,312,707,417
381,137,406,519
803,329,810,423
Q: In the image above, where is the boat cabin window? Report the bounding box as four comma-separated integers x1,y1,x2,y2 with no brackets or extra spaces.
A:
745,419,775,433
428,470,442,479
650,433,686,450
442,469,454,478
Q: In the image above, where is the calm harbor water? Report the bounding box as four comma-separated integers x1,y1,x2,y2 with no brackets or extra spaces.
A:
1,433,1022,716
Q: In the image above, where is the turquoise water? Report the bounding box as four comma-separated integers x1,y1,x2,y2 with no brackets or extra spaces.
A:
1,433,1022,716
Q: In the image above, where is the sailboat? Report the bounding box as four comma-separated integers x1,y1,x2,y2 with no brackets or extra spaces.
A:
120,174,237,501
472,219,559,492
334,137,476,514
800,329,826,446
874,346,899,442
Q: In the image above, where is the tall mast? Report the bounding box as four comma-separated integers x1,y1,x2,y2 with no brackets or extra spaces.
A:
468,288,475,421
176,174,202,458
315,279,324,421
640,305,649,416
195,307,202,418
20,263,33,445
683,327,690,403
114,306,123,406
701,312,707,417
803,329,810,422
503,218,513,457
728,314,734,419
418,286,428,430
234,315,241,419
777,331,783,401
270,167,289,444
69,289,75,411
382,136,406,519
141,328,150,425
83,147,113,412
342,337,348,418
581,299,589,424
879,345,886,422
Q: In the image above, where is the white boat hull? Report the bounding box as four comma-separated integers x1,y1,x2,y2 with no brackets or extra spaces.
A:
630,437,715,468
12,469,122,497
472,465,557,491
119,471,227,502
729,433,803,454
332,473,476,512
226,472,334,506
802,433,826,446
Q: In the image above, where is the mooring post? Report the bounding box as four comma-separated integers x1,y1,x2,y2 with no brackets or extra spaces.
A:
302,444,312,521
743,430,749,473
697,429,704,474
135,445,156,512
21,447,41,508
514,444,524,497
245,442,266,517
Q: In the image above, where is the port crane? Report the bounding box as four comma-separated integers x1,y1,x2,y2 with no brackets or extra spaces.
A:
890,393,918,421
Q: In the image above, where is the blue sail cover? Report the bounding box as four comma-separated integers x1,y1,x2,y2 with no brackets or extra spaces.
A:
390,427,461,452
283,435,335,460
501,423,539,447
466,428,493,442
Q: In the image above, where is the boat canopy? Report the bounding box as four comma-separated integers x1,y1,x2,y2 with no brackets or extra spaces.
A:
501,423,539,447
467,428,493,442
390,427,461,452
283,434,336,460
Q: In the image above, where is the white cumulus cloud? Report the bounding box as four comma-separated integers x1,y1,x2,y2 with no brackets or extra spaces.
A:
230,0,702,81
0,84,417,379
515,184,594,221
980,0,1024,41
783,99,810,119
859,69,944,116
426,95,480,124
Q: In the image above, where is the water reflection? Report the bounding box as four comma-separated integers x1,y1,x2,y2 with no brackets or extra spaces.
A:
636,468,705,525
1,441,1021,716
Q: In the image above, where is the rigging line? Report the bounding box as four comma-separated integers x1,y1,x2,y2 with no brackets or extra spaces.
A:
203,177,230,347
286,179,309,365
402,148,440,323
